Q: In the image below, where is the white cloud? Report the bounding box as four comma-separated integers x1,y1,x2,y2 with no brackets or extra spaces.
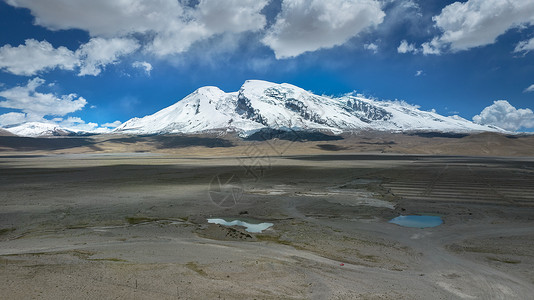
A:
55,116,99,132
364,42,378,53
6,0,269,58
415,70,423,76
262,0,385,59
5,0,183,37
426,0,534,53
0,112,31,126
514,37,534,54
397,40,417,54
524,84,534,93
0,38,140,76
132,61,153,76
377,0,422,33
473,100,534,131
146,22,212,57
421,37,441,55
148,0,268,57
196,0,268,33
0,78,87,118
0,39,78,76
76,38,140,76
0,78,122,133
54,117,122,133
101,120,122,128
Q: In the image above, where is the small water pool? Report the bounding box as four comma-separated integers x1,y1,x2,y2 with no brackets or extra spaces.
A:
389,215,443,228
207,218,274,233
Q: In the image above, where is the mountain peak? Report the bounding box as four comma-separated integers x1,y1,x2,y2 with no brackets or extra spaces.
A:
240,80,306,97
4,122,75,137
193,86,226,97
114,80,505,136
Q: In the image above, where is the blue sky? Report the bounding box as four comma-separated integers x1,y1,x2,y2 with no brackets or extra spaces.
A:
1,0,534,132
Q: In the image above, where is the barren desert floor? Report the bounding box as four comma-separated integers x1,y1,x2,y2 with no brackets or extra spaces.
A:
1,140,534,299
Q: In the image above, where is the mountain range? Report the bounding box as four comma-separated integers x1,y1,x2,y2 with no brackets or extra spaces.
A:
2,80,504,137
2,122,76,137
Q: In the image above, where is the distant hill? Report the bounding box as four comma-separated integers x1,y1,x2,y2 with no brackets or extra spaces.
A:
2,122,76,137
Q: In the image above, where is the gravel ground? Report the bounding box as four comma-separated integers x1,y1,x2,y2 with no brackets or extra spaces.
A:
1,147,534,299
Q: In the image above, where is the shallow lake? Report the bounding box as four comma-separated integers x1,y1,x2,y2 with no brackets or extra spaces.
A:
207,218,274,233
389,215,443,228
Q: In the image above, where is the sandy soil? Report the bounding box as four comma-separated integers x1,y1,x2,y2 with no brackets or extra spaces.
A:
1,135,534,299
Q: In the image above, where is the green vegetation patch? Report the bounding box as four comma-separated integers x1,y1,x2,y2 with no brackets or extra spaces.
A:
185,261,208,277
0,228,15,236
125,216,158,225
486,256,521,264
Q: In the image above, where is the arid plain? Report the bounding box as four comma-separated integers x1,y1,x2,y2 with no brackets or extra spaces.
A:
1,132,534,299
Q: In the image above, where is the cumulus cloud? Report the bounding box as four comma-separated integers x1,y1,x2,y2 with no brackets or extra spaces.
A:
52,117,122,132
0,39,78,76
76,37,140,76
0,79,119,132
53,116,99,132
397,40,417,54
473,100,534,131
524,84,534,93
514,37,534,54
0,38,139,76
132,61,153,76
364,42,378,53
101,120,122,128
5,0,183,37
196,0,268,33
377,0,422,33
148,0,268,56
0,112,32,126
147,23,211,57
421,38,441,55
6,0,269,58
0,78,87,118
426,0,534,54
262,0,385,59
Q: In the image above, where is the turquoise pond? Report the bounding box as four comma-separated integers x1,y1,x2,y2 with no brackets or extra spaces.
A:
207,219,274,233
389,215,443,228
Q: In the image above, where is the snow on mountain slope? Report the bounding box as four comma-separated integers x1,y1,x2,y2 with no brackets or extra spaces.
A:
116,86,263,134
235,80,368,132
116,80,504,136
0,128,15,136
3,122,75,137
340,96,500,132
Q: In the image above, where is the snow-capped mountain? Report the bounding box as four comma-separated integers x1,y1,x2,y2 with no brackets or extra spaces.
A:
115,80,504,135
2,122,76,137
